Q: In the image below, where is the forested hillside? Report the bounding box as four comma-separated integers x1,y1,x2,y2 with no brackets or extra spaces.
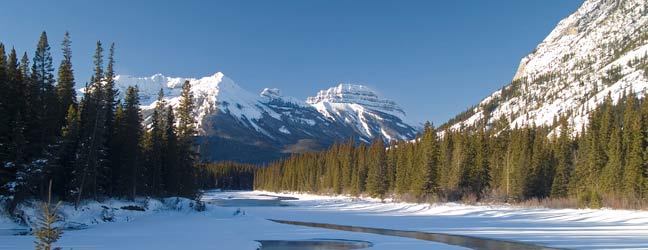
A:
255,92,648,209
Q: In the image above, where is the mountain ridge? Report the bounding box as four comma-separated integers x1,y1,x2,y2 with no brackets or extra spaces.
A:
108,72,418,162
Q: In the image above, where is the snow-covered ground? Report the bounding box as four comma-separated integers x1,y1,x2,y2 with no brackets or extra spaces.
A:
2,191,648,249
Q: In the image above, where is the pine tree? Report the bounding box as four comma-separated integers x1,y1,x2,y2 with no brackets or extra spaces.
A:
31,31,58,144
623,111,644,199
177,80,196,138
103,43,119,196
55,105,80,199
352,143,368,195
551,118,572,197
175,80,198,197
601,122,623,195
470,128,490,198
120,86,143,199
394,141,409,195
31,32,55,91
3,48,26,207
163,106,179,195
0,43,9,173
142,89,167,196
74,42,108,204
410,122,440,198
55,32,76,130
110,105,125,197
365,138,387,199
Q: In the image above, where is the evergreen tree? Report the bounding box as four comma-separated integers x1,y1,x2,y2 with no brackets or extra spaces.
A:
175,80,198,197
119,86,143,199
2,49,24,201
143,89,167,196
0,43,9,173
551,118,572,197
623,111,644,198
74,41,108,204
163,106,179,195
103,43,119,196
601,122,623,195
31,31,58,144
411,122,440,198
55,32,76,130
55,105,80,199
469,128,490,198
177,80,196,138
365,138,387,199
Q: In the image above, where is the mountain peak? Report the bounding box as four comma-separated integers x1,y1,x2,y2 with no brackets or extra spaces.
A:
307,83,406,117
444,0,648,133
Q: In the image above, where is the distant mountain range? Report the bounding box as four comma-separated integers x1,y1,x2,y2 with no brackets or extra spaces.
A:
110,73,418,163
106,0,648,163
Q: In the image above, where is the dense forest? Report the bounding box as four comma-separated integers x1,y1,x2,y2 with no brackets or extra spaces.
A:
196,162,256,190
255,92,648,209
0,32,200,212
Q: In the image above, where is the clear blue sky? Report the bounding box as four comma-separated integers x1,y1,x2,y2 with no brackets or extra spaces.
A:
0,0,583,125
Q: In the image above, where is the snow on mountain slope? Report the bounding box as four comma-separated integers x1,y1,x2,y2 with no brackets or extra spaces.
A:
115,72,278,135
110,72,418,161
307,84,415,142
307,84,406,119
445,0,648,133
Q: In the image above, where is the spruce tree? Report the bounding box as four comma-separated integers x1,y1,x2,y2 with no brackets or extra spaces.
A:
0,44,11,197
120,86,143,199
56,32,76,130
0,44,8,169
175,80,198,197
623,112,644,198
470,128,490,198
74,41,108,204
163,106,179,195
31,31,58,143
144,89,167,196
601,122,623,195
103,43,119,196
365,138,387,199
551,118,572,197
56,105,80,199
177,80,196,138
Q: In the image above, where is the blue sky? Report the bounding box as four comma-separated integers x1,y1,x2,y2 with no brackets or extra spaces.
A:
0,0,583,125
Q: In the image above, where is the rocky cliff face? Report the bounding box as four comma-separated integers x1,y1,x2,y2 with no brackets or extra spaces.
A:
445,0,648,134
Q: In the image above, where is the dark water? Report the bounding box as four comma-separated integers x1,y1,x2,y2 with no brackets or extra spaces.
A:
257,239,373,250
206,194,298,207
269,219,566,250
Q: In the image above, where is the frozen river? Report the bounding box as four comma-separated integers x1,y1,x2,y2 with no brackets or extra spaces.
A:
2,190,648,249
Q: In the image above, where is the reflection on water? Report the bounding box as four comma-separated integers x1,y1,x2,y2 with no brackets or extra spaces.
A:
257,239,373,250
269,219,565,250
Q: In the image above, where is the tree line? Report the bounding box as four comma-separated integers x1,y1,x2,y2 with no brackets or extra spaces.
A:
196,162,256,190
0,32,200,212
255,92,648,209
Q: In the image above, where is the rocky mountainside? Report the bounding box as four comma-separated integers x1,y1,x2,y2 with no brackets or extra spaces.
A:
444,0,648,134
112,73,418,163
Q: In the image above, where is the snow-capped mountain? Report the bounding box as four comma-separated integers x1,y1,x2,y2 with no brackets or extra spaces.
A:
112,72,417,162
444,0,648,134
307,84,415,142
